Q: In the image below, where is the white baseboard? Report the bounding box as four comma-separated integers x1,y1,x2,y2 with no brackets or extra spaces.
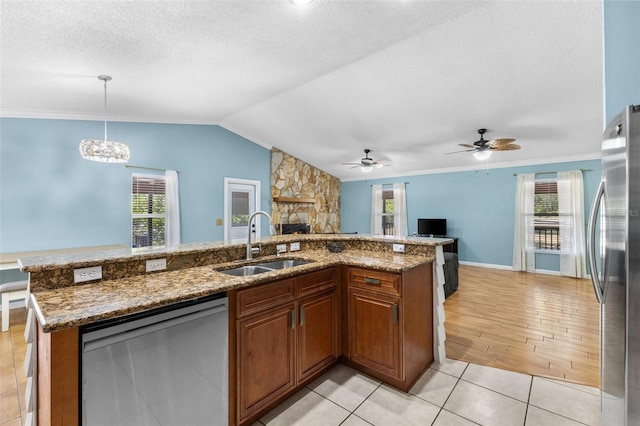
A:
533,268,562,276
458,261,591,278
458,261,514,270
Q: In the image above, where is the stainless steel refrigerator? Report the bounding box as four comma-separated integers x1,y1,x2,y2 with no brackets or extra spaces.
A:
588,104,640,426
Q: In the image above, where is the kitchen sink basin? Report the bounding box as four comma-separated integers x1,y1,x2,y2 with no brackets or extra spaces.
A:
220,265,274,276
218,259,313,276
256,259,312,270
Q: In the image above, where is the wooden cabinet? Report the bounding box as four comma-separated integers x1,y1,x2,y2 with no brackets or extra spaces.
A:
230,268,338,426
36,325,79,426
237,302,296,421
298,288,338,381
344,263,433,391
348,288,400,378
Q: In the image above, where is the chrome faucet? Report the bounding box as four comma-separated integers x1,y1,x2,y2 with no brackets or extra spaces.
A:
247,210,274,260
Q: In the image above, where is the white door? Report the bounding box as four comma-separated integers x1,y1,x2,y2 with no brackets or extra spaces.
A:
224,178,261,243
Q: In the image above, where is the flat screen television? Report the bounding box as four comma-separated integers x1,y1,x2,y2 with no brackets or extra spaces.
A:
418,218,447,237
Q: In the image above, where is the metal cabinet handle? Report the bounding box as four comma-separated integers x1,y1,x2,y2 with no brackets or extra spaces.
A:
290,310,296,329
364,277,381,285
299,306,305,326
391,304,398,323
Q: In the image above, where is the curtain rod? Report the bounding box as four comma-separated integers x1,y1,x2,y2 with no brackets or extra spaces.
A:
370,182,410,187
513,168,592,177
125,164,180,173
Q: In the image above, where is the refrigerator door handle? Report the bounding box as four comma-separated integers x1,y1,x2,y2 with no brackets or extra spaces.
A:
587,180,605,304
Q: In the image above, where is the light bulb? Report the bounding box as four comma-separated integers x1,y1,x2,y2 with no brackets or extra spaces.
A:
473,150,492,161
360,166,374,173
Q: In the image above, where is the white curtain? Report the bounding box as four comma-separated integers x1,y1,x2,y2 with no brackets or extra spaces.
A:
558,170,587,278
513,173,536,272
371,184,383,235
165,170,181,247
393,183,408,237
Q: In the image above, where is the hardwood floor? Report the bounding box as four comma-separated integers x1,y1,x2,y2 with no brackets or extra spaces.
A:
444,265,600,388
0,308,27,426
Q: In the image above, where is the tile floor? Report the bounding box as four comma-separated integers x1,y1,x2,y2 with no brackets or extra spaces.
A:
253,359,604,426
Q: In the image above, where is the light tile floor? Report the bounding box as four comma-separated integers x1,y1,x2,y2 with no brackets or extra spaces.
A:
254,359,604,426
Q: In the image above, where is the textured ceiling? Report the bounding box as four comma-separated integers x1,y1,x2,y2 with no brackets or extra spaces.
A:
0,1,603,181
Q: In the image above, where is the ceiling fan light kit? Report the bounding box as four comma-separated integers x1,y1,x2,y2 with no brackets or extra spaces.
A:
79,75,131,163
446,128,520,160
341,148,389,173
473,150,492,161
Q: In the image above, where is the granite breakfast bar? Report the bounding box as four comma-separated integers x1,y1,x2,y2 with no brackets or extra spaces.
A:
19,234,452,426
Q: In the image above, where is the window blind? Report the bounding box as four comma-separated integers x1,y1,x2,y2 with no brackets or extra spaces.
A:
533,179,559,250
132,175,166,248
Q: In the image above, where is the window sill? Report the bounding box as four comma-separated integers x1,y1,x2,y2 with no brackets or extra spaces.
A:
532,249,560,255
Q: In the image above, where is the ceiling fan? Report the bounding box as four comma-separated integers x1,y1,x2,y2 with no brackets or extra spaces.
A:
447,129,520,160
341,149,389,173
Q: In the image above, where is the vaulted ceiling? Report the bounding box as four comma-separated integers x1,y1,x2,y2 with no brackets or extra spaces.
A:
0,1,603,180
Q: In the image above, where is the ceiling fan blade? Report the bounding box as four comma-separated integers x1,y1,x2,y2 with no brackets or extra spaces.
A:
492,143,521,151
349,165,361,169
373,162,390,168
489,138,517,146
458,143,476,149
445,149,476,155
341,162,362,166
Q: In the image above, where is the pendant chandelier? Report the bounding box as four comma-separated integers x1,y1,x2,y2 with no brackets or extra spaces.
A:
79,75,130,163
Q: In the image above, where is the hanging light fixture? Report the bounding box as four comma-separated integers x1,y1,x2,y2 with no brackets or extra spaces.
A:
79,75,130,163
473,150,492,161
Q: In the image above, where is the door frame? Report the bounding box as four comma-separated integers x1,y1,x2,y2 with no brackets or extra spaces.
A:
223,177,261,242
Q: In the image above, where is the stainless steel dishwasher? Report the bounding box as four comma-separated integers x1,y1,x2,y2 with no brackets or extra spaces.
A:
80,293,228,426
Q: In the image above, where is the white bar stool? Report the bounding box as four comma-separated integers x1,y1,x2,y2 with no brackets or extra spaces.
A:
1,280,28,332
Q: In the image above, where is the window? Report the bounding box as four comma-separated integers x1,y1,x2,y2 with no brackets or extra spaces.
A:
132,175,166,248
232,191,250,228
382,190,395,235
371,183,407,237
534,179,559,251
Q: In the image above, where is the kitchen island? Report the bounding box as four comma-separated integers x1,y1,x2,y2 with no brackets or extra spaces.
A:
19,234,451,426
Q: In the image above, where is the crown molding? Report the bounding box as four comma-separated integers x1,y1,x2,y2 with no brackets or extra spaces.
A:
0,109,220,126
340,152,602,182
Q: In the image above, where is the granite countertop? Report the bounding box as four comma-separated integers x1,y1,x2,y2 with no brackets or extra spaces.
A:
29,248,436,333
18,234,452,272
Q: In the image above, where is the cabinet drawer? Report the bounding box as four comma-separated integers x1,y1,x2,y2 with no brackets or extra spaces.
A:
348,268,401,296
297,268,336,298
236,278,296,317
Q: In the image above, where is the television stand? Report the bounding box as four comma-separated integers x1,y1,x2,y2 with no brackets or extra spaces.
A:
442,237,458,255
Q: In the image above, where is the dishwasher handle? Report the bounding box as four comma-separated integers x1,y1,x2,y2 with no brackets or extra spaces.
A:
83,303,227,353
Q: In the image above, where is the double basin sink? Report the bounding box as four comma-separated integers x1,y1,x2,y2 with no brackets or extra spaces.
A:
219,259,312,277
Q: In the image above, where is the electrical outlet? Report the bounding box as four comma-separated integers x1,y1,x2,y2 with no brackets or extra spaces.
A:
276,244,287,253
74,266,103,283
290,242,301,252
393,244,405,253
146,258,167,272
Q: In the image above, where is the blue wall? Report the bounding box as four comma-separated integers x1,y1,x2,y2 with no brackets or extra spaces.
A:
603,0,640,123
0,118,271,253
341,159,601,271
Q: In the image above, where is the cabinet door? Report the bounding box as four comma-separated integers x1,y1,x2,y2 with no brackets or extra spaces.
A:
297,289,337,381
237,303,296,422
348,288,401,379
